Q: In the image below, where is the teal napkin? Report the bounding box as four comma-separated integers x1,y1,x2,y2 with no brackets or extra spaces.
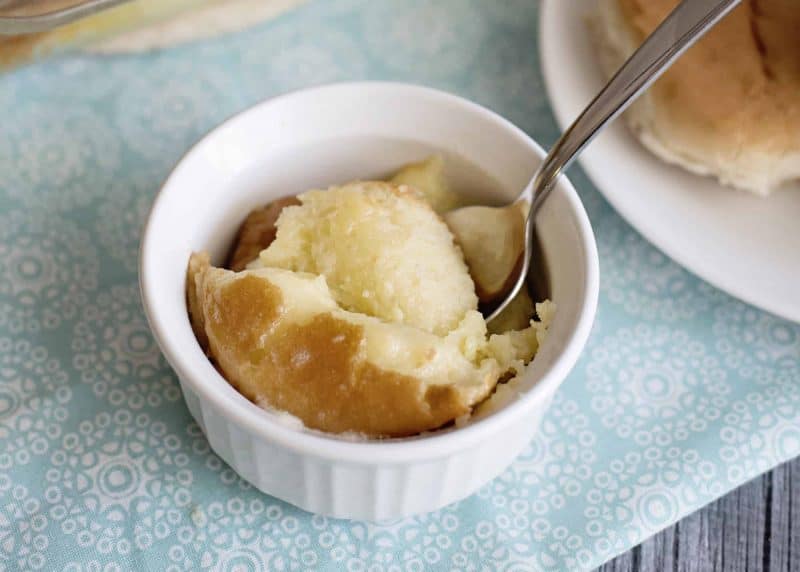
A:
1,1,798,570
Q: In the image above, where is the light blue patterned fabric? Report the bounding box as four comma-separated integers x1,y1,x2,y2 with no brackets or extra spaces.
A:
1,1,798,570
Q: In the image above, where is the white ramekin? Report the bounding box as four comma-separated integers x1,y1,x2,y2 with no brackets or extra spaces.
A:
140,82,598,521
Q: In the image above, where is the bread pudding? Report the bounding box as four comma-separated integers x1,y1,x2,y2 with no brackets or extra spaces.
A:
187,157,552,437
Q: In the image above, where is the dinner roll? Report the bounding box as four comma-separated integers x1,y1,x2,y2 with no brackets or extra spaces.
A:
188,181,551,437
594,0,800,195
189,255,549,437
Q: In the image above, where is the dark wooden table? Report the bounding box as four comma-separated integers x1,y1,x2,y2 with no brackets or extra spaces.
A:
597,457,799,571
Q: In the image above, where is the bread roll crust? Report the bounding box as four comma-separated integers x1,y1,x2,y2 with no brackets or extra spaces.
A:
227,196,300,272
191,255,488,437
595,0,800,195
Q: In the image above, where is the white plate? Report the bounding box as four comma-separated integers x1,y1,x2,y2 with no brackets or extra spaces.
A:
539,0,800,323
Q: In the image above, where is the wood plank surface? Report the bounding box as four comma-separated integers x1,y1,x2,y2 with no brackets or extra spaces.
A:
597,457,799,572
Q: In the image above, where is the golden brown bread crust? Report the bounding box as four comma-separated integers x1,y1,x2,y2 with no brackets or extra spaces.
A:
186,250,211,353
619,0,800,147
599,0,800,194
226,196,300,271
189,255,474,437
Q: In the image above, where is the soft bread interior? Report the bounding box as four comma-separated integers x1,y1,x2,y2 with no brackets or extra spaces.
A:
444,203,525,304
251,181,477,336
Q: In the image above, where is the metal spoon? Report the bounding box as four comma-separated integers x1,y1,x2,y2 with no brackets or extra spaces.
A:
483,0,741,324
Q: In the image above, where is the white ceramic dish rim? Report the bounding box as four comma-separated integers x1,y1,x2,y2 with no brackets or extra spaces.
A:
139,82,599,465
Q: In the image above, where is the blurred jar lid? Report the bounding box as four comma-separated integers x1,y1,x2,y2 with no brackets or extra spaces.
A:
0,0,132,35
0,0,304,68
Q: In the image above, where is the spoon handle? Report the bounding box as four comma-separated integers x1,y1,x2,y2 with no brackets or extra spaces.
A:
490,0,741,323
